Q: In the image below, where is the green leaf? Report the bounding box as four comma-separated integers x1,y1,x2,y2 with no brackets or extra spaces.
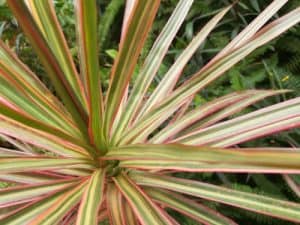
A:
106,49,119,60
77,169,106,225
132,173,300,223
99,0,124,49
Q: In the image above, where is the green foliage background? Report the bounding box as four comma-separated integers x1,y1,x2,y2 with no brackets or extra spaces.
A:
0,0,299,224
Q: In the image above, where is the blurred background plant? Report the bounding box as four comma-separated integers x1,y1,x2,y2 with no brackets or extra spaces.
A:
0,0,299,224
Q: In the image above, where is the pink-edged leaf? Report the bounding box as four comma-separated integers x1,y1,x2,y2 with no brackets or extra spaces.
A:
0,172,62,185
98,210,108,224
0,202,29,221
166,214,180,225
112,0,194,144
212,0,288,62
61,211,77,225
168,95,193,125
0,103,90,149
104,0,160,138
121,0,137,41
283,175,300,198
0,133,36,155
131,173,300,223
55,168,91,177
0,114,92,157
106,183,125,225
151,90,284,143
176,97,300,147
0,75,83,139
77,169,106,225
136,6,231,121
122,200,139,225
0,157,94,174
119,7,300,146
0,179,78,209
0,183,78,224
113,172,174,225
104,144,300,173
75,0,105,150
146,188,237,225
29,180,87,225
0,147,31,157
24,0,88,112
177,90,290,137
7,1,88,132
0,40,81,137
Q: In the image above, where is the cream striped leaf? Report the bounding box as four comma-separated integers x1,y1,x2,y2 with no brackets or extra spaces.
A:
113,173,173,225
111,0,194,144
105,144,300,173
119,7,300,146
136,6,231,121
29,181,87,225
104,0,160,138
151,90,285,143
146,189,237,225
177,97,300,146
106,183,124,225
7,1,88,132
0,157,94,174
75,0,105,150
132,173,300,223
24,0,88,112
77,169,106,225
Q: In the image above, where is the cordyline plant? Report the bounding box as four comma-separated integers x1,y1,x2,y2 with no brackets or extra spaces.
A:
0,0,300,224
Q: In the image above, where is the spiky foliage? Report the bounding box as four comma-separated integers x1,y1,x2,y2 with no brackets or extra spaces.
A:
0,0,300,224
